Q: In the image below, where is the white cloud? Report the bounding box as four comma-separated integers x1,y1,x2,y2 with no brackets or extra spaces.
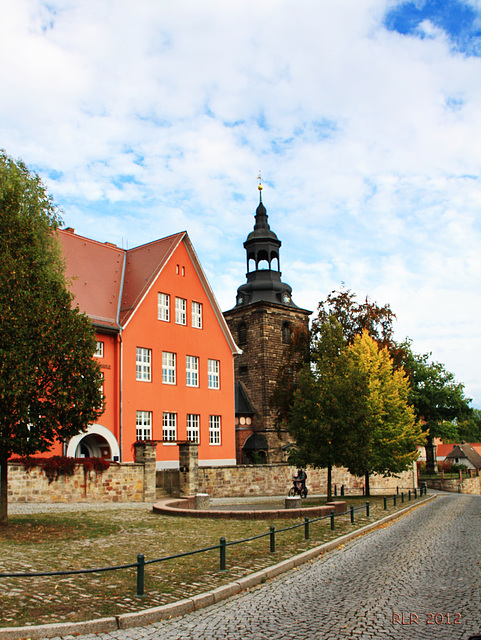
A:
1,0,481,406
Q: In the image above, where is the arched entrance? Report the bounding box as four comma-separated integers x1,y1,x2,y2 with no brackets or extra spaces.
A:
66,424,120,461
242,433,268,465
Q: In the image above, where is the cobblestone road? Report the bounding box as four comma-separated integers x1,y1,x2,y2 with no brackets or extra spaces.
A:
52,493,481,640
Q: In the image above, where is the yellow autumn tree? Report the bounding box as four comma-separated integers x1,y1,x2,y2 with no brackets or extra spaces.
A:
342,330,424,495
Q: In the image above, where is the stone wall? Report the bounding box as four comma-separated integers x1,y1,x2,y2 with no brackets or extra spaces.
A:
425,475,480,495
8,461,145,503
196,463,417,498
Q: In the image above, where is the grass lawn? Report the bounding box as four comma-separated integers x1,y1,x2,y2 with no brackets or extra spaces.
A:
1,494,426,627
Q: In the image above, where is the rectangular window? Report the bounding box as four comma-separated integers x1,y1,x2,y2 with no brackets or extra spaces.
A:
158,293,170,321
136,347,151,382
163,412,177,442
162,351,176,384
175,297,186,325
95,341,104,357
186,355,199,387
209,415,221,445
208,359,220,389
187,414,200,444
192,301,202,329
136,411,152,441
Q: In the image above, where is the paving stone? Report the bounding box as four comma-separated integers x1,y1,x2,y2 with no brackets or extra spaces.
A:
7,494,481,639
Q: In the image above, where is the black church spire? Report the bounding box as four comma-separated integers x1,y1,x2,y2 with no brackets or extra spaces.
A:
234,185,296,308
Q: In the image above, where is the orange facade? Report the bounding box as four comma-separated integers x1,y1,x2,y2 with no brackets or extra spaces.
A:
58,229,239,468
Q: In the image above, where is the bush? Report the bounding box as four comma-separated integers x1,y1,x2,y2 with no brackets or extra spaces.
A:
13,456,110,483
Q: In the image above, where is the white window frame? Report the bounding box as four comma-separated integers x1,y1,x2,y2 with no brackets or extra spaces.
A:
163,412,177,443
136,411,152,441
136,347,151,382
186,355,199,387
209,415,221,445
192,301,202,329
158,293,170,322
95,341,104,358
208,359,220,389
175,297,186,325
162,351,176,384
187,414,200,444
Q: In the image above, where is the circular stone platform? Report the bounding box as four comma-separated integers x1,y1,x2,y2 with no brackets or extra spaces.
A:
152,496,348,520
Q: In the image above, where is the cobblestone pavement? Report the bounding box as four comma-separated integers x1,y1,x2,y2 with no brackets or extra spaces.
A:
48,493,481,640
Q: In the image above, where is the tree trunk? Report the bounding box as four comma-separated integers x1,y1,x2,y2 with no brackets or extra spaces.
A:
0,453,8,526
327,463,332,501
365,472,370,497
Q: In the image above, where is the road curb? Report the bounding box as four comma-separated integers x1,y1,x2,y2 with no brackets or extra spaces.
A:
0,495,435,639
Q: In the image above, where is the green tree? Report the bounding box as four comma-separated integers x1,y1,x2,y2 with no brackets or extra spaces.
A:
456,409,481,443
312,286,395,345
288,323,422,498
342,332,424,495
288,318,365,500
0,151,103,525
399,341,472,473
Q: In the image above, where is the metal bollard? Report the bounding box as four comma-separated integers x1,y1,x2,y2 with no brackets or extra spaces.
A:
414,488,417,499
393,495,397,507
350,505,354,524
366,501,370,517
383,496,387,510
137,553,145,597
270,525,276,553
408,490,411,501
304,516,310,540
401,492,404,503
330,509,335,531
220,537,226,571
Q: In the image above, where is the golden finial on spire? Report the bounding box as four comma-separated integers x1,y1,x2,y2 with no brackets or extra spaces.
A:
257,171,263,191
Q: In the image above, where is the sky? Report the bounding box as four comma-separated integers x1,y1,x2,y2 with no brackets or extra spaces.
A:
1,0,481,408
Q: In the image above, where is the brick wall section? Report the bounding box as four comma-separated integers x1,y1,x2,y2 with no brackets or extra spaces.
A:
196,464,418,498
8,462,145,503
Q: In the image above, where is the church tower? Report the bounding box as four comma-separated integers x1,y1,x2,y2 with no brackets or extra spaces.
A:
224,182,311,464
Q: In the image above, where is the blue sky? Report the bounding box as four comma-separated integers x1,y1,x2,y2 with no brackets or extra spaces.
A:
1,0,480,408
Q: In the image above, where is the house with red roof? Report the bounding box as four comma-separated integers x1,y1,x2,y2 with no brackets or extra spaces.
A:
52,228,240,469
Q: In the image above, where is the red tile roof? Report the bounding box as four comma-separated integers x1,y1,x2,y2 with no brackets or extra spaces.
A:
119,233,184,325
57,228,240,354
59,229,125,330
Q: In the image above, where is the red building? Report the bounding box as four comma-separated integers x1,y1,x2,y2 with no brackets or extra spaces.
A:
54,228,239,469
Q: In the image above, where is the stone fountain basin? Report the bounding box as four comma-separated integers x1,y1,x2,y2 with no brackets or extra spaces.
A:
153,496,348,520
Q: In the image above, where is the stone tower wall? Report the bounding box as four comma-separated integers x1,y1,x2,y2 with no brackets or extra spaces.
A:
224,301,310,462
